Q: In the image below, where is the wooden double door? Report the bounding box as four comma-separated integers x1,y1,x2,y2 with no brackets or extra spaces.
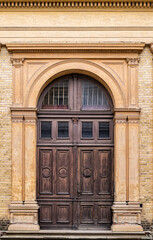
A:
37,115,114,230
37,74,114,229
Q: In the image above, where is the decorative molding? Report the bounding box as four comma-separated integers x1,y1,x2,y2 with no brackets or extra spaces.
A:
114,119,127,124
112,203,142,226
24,119,37,124
10,107,37,112
12,116,23,123
1,27,153,32
6,43,145,54
128,119,139,124
114,108,141,112
72,117,78,124
11,107,37,123
0,1,153,10
114,115,127,124
114,111,140,124
126,58,140,66
11,57,25,67
128,116,139,124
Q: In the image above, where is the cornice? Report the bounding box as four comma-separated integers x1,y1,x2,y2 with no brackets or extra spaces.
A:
0,0,153,11
6,43,145,53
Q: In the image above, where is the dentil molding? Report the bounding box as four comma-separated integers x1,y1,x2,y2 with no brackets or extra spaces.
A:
0,0,153,10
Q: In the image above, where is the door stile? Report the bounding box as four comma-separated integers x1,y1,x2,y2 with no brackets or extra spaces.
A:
72,117,79,229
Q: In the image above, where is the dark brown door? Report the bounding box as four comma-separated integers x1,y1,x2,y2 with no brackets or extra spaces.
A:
37,74,114,229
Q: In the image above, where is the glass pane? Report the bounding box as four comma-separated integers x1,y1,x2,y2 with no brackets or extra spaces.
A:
42,80,68,109
99,122,109,138
58,122,69,138
82,80,110,109
41,121,52,139
82,122,93,138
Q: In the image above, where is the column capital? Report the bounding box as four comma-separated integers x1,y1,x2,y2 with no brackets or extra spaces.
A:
114,116,127,124
114,109,140,124
126,58,140,66
11,107,37,123
11,57,24,67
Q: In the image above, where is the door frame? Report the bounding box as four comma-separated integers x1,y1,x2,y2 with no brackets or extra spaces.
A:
8,43,143,232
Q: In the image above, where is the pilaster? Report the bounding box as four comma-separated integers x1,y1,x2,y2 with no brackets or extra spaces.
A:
111,109,143,232
8,108,39,231
11,57,24,105
126,58,139,108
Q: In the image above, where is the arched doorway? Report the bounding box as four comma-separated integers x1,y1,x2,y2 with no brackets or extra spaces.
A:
37,74,114,230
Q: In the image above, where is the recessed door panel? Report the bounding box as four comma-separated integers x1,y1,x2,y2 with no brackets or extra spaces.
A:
56,204,71,224
80,203,94,224
56,149,71,195
98,150,111,195
80,150,94,195
40,205,53,223
40,149,53,194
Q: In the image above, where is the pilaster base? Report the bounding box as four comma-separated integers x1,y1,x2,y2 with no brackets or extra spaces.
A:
8,201,40,231
111,202,143,232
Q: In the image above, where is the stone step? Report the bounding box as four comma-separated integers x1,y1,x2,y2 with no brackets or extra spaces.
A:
0,230,151,240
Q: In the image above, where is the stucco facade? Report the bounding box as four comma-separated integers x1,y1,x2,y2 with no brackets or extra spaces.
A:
0,1,153,239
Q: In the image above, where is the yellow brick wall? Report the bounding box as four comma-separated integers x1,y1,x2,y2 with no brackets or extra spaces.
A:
138,46,153,230
0,47,12,230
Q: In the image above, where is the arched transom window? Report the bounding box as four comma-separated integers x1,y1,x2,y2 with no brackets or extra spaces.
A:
39,74,112,111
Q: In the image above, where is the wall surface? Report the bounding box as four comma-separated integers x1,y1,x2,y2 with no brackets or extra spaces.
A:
0,7,153,232
0,11,153,43
0,48,12,230
139,47,153,230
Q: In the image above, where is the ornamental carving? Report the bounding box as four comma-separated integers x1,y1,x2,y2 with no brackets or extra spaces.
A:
59,167,68,178
72,117,78,124
0,1,152,9
126,58,140,66
42,167,50,178
11,58,24,67
114,119,127,124
83,168,92,178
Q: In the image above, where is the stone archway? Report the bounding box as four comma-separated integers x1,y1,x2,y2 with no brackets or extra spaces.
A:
8,43,143,232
